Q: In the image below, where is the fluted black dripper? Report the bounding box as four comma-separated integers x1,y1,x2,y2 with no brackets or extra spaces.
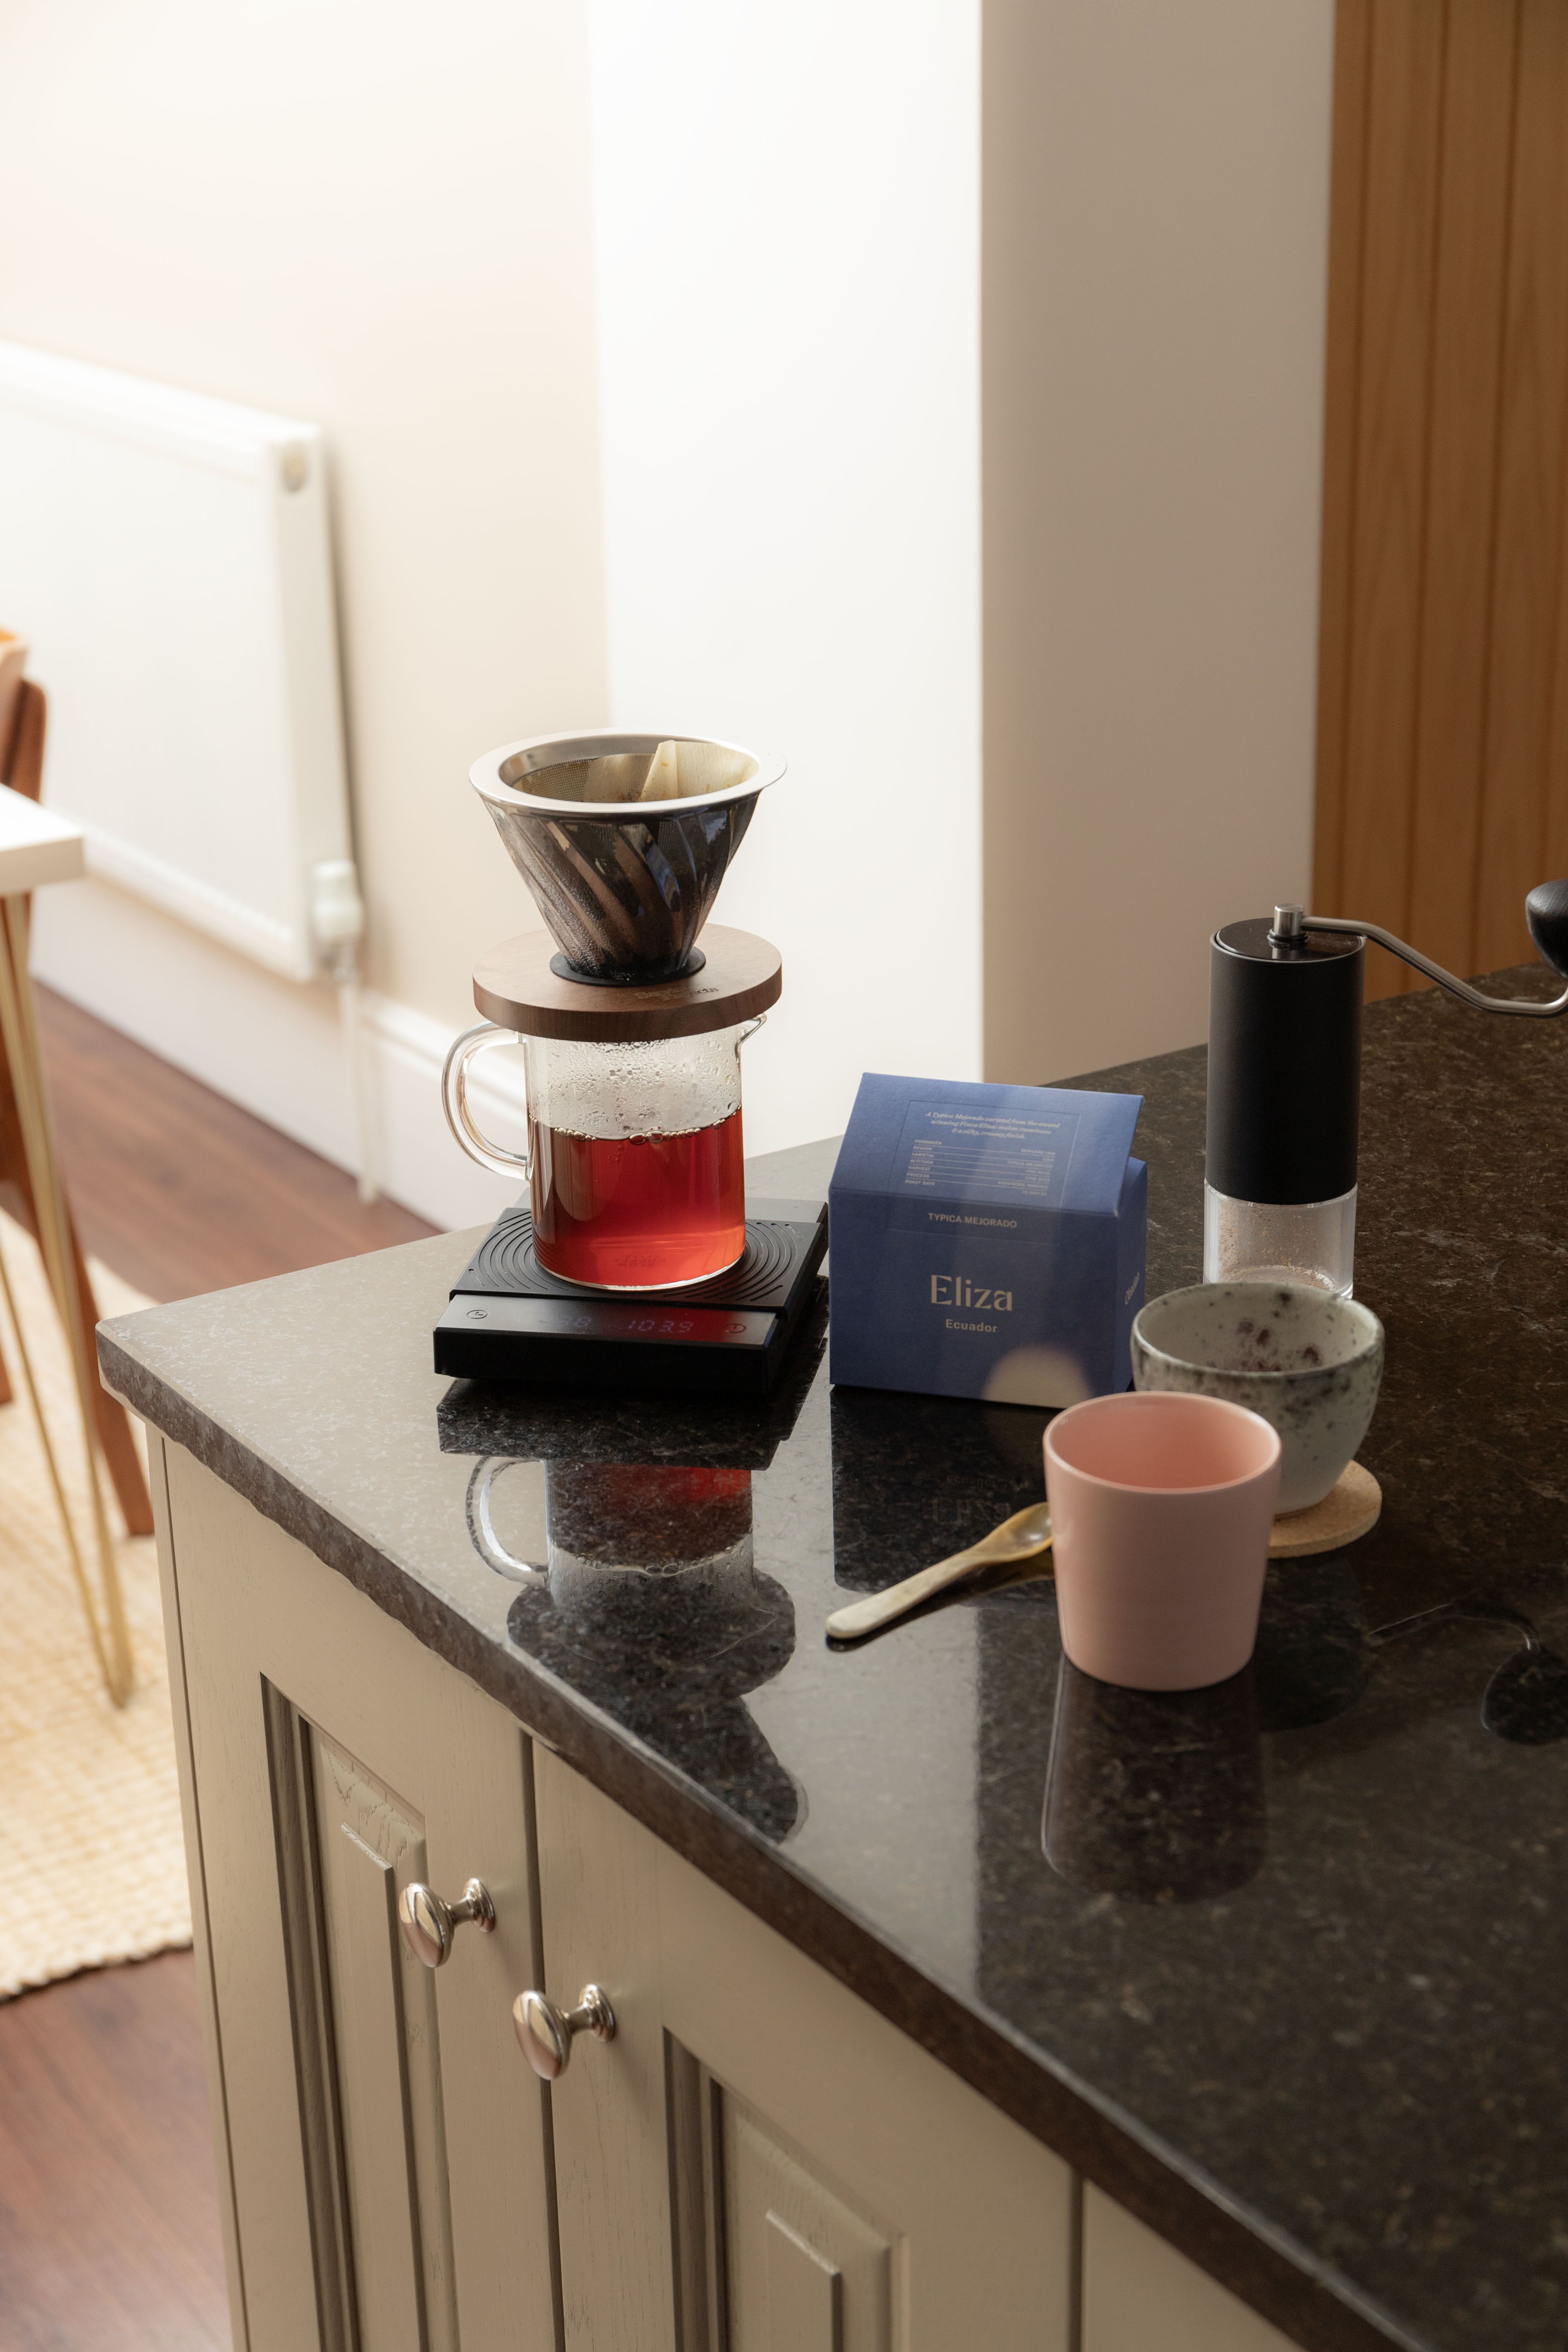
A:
470,730,785,985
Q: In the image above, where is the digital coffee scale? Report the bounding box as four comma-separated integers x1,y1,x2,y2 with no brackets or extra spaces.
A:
434,1192,827,1398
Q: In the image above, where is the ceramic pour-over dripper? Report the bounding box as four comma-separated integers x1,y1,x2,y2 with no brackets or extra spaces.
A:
470,730,786,985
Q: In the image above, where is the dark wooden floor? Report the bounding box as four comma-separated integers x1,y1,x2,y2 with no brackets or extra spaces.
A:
38,984,434,1303
0,1957,229,2352
0,992,439,2349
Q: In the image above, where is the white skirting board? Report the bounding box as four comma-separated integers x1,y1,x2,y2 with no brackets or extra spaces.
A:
31,879,527,1234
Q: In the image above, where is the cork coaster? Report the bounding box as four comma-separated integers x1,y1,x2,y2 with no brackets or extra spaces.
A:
1269,1460,1381,1558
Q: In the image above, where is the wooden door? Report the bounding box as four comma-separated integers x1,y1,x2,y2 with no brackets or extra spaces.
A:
1315,0,1568,997
533,1748,1074,2352
153,1438,559,2352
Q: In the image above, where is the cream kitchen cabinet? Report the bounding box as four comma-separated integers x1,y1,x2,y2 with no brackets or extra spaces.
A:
156,1439,558,2352
155,1432,1303,2352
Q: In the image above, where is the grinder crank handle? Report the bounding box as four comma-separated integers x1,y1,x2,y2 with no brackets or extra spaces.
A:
1268,880,1568,1016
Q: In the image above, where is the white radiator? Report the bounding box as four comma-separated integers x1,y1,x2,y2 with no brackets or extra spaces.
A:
0,341,358,982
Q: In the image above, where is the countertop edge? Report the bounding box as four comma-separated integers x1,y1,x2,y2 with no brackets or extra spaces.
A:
99,1326,1423,2352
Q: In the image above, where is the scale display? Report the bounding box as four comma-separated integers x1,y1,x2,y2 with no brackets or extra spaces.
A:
439,1296,774,1348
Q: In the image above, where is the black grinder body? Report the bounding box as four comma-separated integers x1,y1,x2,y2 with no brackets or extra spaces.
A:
1207,919,1364,1207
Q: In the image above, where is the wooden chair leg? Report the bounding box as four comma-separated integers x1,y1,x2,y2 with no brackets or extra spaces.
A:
3,680,46,802
0,891,133,1702
3,682,138,1498
0,1104,153,1528
70,1221,154,1537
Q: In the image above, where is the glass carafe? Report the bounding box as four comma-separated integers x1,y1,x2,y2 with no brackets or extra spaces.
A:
443,1019,763,1290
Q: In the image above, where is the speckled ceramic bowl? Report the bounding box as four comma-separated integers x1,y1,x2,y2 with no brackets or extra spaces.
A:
1130,1283,1384,1515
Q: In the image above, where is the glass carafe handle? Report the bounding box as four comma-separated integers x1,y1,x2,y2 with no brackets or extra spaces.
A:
442,1023,533,1178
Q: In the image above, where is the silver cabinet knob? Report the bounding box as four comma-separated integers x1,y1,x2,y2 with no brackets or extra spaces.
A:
398,1877,496,1967
512,1984,616,2080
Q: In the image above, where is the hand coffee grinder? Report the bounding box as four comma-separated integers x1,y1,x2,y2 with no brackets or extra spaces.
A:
1206,879,1568,1297
433,730,826,1395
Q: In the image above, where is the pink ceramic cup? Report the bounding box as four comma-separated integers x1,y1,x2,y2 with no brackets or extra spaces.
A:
1044,1391,1282,1690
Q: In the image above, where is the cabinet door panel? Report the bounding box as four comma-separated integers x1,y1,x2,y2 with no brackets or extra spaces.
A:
531,1743,677,2352
724,2092,890,2352
163,1445,559,2352
657,1837,1072,2352
312,1739,457,2352
533,1749,1073,2352
765,2214,843,2352
1083,2188,1303,2352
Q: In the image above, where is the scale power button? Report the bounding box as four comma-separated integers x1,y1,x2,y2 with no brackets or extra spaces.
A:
466,1308,488,1320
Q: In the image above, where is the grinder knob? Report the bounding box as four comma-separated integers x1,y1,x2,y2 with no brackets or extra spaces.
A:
1525,880,1568,978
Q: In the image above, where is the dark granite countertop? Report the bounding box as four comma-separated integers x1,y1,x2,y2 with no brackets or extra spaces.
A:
100,973,1568,2352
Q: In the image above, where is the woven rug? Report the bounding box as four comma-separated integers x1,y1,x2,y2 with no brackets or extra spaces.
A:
0,1210,191,1997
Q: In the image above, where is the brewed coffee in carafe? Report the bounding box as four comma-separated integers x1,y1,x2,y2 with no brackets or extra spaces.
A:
522,1028,756,1289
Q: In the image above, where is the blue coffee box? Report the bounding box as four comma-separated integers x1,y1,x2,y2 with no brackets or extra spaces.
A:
828,1074,1146,1407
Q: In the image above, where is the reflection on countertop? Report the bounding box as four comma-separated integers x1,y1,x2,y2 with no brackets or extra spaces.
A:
1043,1658,1266,1903
98,973,1568,2352
486,1459,804,1843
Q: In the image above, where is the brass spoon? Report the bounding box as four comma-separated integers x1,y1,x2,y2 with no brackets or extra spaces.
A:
825,1502,1054,1643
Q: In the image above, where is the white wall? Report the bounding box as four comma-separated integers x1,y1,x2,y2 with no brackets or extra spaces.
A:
0,0,607,1226
2,0,982,1204
0,0,1333,1224
0,0,609,1027
588,0,984,1159
982,0,1336,1086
